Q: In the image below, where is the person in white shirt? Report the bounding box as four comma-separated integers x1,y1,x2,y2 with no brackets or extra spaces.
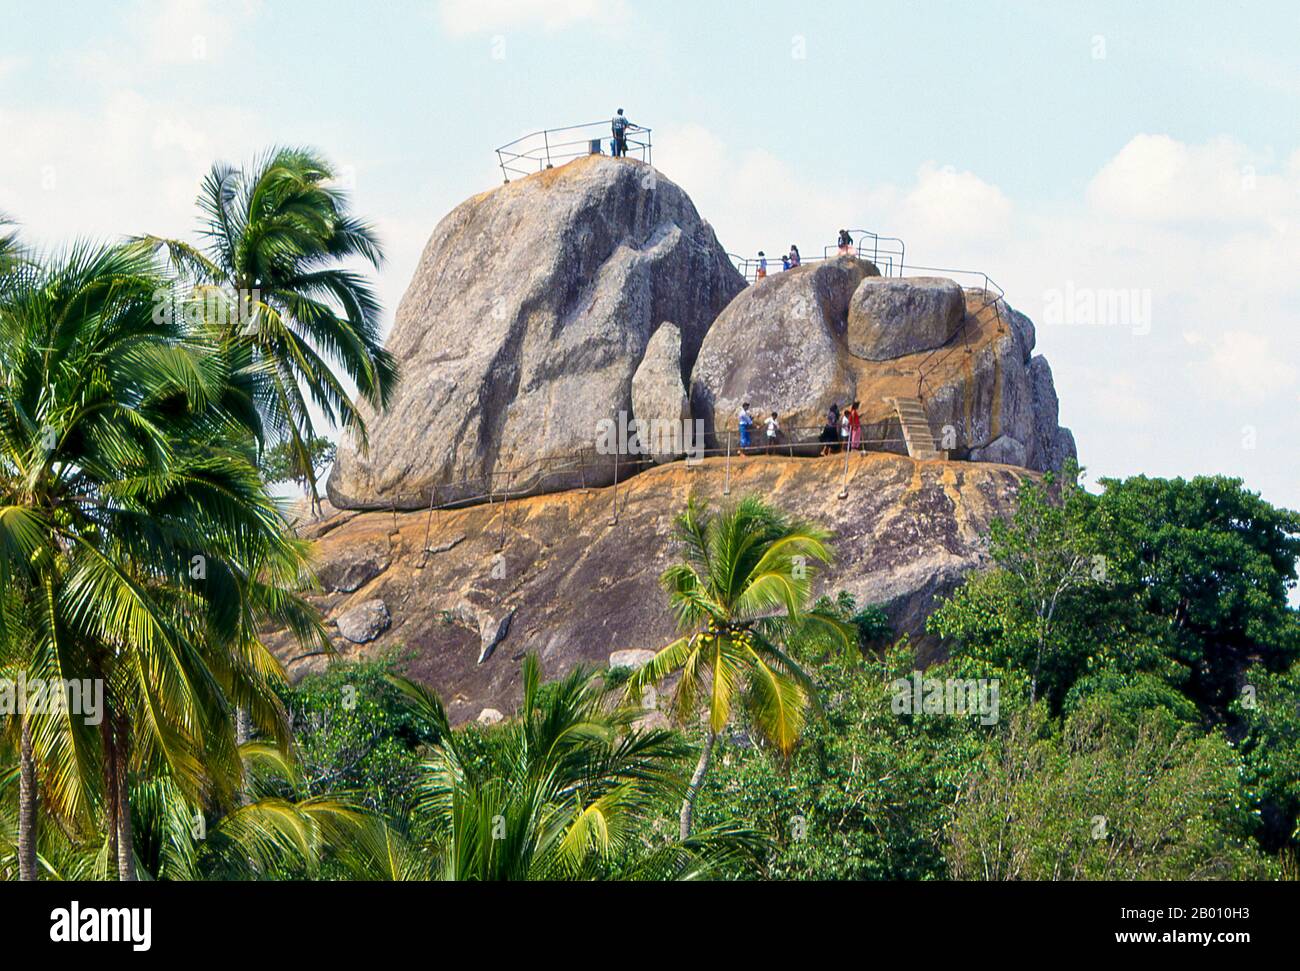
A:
765,412,780,453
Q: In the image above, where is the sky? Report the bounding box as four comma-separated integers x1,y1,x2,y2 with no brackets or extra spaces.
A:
2,0,1297,524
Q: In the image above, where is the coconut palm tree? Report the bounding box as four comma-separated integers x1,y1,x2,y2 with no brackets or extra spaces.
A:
388,657,766,880
138,147,398,513
627,495,853,838
0,241,326,879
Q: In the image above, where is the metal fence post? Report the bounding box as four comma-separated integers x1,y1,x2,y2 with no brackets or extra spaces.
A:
609,449,619,526
724,430,732,496
496,472,512,552
838,440,851,500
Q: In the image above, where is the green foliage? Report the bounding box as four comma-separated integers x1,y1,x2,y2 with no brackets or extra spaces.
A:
1090,474,1300,715
945,699,1273,879
140,146,398,508
260,433,336,488
695,594,986,879
388,656,768,880
930,470,1300,723
280,656,442,820
1232,663,1300,852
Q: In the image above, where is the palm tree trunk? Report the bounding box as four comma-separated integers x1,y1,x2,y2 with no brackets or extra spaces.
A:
18,716,38,881
235,706,252,805
101,716,118,874
113,712,136,881
679,730,717,840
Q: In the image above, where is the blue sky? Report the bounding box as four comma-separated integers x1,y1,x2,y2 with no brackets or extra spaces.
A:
3,0,1298,527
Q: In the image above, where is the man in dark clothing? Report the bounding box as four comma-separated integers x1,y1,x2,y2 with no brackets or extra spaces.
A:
612,109,632,157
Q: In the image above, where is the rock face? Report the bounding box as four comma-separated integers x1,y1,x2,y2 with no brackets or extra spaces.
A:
327,155,745,510
272,453,1032,725
335,599,391,644
690,256,880,440
846,276,964,361
630,322,691,462
691,272,1075,474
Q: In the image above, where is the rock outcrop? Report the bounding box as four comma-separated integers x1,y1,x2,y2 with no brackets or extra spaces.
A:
690,256,880,438
327,155,745,510
690,270,1075,473
630,322,691,462
847,276,965,361
276,453,1033,724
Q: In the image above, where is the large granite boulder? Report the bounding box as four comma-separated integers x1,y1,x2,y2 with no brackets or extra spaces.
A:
689,256,879,442
631,322,691,462
327,155,745,510
690,276,1075,473
847,276,964,361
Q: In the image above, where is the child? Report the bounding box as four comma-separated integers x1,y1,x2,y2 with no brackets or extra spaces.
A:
781,254,791,272
738,402,754,450
765,412,780,453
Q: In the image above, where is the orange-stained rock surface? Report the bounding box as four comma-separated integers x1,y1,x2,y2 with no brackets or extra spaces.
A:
274,452,1035,724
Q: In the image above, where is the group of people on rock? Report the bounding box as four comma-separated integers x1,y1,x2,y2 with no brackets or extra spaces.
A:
734,400,865,456
755,244,800,280
818,401,864,455
753,231,854,280
736,402,783,452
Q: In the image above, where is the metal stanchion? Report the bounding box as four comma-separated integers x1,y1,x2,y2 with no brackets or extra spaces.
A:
838,442,851,500
609,449,619,526
723,431,732,495
496,472,512,552
416,485,438,569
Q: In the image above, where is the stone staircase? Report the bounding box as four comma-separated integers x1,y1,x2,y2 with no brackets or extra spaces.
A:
887,397,945,460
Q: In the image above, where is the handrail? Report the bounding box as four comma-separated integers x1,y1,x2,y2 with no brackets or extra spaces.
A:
901,264,1007,402
495,120,652,182
346,423,910,522
729,230,905,284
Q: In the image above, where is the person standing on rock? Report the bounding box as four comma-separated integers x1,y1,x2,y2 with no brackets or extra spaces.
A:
789,244,801,267
819,404,840,456
611,109,632,157
765,411,781,454
756,251,767,280
738,402,755,451
848,400,862,451
781,254,791,272
838,229,853,255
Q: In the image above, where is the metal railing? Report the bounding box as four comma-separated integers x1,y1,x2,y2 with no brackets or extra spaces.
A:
902,265,1008,401
729,231,907,283
495,121,652,182
347,424,912,556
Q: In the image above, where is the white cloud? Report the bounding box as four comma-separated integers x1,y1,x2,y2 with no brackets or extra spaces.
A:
1087,133,1296,227
0,55,30,80
437,0,627,36
898,161,1013,244
0,90,268,246
1188,330,1298,402
134,0,262,64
